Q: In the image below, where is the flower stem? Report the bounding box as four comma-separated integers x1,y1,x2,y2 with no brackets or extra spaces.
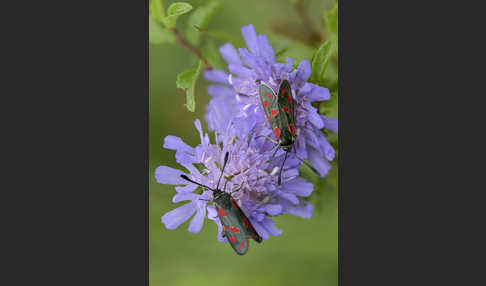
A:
170,27,212,70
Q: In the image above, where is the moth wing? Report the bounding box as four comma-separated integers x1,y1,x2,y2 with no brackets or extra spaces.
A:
231,199,263,243
217,204,249,255
259,82,279,125
260,82,287,140
277,80,296,136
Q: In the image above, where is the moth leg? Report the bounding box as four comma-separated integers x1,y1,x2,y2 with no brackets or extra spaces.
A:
198,198,211,202
254,135,279,145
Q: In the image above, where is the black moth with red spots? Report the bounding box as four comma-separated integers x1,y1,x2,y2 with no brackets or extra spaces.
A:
180,152,262,255
258,79,296,185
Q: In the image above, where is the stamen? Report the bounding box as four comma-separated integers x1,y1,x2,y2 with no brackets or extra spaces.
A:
270,166,279,176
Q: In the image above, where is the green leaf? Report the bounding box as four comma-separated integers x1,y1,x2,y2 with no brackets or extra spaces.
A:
310,39,337,83
176,60,203,112
325,7,338,37
151,0,165,23
321,90,338,119
185,0,222,45
163,2,193,28
149,15,175,44
273,40,290,59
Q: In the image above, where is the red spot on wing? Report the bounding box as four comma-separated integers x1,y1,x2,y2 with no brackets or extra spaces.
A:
232,200,238,209
218,208,227,217
283,106,289,112
287,95,292,102
253,233,259,239
265,93,273,100
267,115,271,121
230,226,240,233
281,89,287,96
264,101,269,108
243,217,249,227
273,127,281,139
229,236,236,243
223,225,228,231
289,124,295,135
238,240,246,250
271,109,278,116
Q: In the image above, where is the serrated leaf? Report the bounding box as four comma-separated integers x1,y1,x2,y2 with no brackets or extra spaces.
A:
325,7,338,37
150,15,175,44
163,2,193,28
310,39,337,83
176,60,203,112
151,0,165,23
185,0,222,46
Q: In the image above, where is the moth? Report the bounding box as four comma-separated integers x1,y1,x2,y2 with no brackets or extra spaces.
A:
180,152,262,255
258,79,318,184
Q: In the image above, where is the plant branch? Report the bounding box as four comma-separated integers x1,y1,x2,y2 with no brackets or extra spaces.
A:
170,27,212,70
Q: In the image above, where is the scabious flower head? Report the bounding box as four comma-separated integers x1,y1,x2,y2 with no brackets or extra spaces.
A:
155,119,315,241
204,24,338,178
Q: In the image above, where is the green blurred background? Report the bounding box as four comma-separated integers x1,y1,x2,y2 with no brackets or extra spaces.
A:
150,1,338,285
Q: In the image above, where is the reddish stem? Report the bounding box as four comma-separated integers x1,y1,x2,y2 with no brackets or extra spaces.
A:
170,27,212,70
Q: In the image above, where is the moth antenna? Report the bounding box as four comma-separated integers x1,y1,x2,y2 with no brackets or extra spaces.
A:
180,175,214,191
277,151,289,185
216,152,230,190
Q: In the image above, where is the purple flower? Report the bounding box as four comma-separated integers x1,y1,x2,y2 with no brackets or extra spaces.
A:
204,24,338,178
155,119,315,241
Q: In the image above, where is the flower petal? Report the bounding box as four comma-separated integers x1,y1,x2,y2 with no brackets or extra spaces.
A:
188,203,206,233
285,201,314,218
204,69,229,84
238,48,258,69
265,204,283,216
308,107,325,129
296,60,311,82
251,220,269,240
241,24,259,55
285,57,294,72
316,132,335,161
205,96,236,132
155,166,187,185
322,116,338,133
228,64,253,78
219,43,241,65
172,192,199,203
207,205,227,242
208,85,235,97
161,202,197,230
307,146,332,177
278,191,299,204
257,34,275,63
175,183,197,193
163,135,194,153
281,177,314,197
308,84,330,102
261,217,282,236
